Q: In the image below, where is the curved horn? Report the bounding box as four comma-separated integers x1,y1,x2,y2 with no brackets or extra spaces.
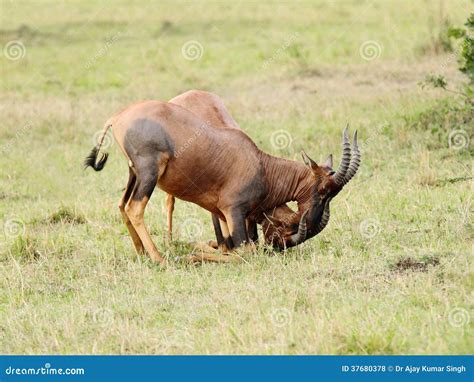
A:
333,125,351,186
343,131,361,184
315,198,331,234
287,209,309,246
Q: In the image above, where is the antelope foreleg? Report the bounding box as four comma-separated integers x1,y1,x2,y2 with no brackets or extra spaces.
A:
224,209,249,247
166,194,175,243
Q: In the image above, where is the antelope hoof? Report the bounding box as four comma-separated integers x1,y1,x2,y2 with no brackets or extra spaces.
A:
208,240,218,249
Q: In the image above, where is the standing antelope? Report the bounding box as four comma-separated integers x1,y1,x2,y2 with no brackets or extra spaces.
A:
84,92,360,263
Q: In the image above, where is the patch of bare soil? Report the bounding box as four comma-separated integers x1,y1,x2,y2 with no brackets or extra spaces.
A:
392,256,440,273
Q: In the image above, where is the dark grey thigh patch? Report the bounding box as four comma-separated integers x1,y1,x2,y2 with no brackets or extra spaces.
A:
124,118,174,161
131,157,158,201
124,119,174,201
235,166,266,213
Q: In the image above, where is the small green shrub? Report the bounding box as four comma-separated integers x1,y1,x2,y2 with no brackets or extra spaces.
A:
403,98,473,149
421,13,474,102
9,235,42,262
48,206,86,225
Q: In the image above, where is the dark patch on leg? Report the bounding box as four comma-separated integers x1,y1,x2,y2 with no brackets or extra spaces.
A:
212,214,225,246
124,119,173,202
247,219,258,243
229,210,249,247
213,214,234,250
122,167,137,203
223,236,234,250
119,168,144,253
132,159,158,201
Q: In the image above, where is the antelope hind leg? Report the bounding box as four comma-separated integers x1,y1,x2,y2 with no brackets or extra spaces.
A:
124,156,169,264
118,168,145,254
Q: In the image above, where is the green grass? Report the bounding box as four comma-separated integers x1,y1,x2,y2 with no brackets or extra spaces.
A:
0,0,472,354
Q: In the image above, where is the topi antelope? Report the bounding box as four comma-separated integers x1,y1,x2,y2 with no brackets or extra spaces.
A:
84,93,360,263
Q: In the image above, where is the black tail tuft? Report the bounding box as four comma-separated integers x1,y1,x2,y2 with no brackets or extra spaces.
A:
83,146,109,171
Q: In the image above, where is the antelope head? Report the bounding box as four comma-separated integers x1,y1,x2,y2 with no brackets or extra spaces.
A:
263,126,361,249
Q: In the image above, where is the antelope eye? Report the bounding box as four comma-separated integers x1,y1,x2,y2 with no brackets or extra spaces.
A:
328,170,335,176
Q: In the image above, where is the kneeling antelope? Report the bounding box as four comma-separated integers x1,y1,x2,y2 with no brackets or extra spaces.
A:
84,95,360,262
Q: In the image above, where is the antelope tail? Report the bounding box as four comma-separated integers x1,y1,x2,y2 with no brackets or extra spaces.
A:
83,123,112,171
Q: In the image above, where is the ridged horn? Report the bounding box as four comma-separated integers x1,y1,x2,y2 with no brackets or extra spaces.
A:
333,125,351,186
287,209,309,246
343,130,361,184
315,198,331,234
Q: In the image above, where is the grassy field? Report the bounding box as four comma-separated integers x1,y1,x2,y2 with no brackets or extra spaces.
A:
0,0,472,354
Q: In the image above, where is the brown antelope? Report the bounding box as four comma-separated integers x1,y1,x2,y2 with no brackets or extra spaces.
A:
84,92,360,263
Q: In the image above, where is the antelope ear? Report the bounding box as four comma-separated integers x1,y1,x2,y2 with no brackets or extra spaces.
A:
323,154,333,169
301,150,319,171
